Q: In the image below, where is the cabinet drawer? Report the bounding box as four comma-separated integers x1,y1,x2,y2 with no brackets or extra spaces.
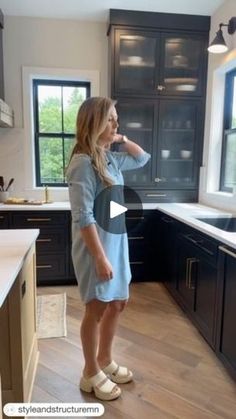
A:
181,232,218,261
0,212,9,228
36,254,66,283
12,211,68,227
126,214,146,236
36,229,68,252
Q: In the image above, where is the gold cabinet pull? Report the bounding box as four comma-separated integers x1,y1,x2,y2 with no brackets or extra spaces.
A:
130,261,144,265
128,236,144,240
36,265,52,269
146,193,167,197
37,238,52,243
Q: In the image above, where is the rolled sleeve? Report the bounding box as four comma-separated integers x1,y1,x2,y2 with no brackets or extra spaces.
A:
67,155,97,228
111,151,151,171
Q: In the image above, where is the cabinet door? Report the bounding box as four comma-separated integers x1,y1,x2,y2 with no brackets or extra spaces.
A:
160,33,207,96
156,100,201,188
176,235,197,311
114,29,160,95
217,246,236,380
116,100,154,187
159,215,177,291
194,252,217,347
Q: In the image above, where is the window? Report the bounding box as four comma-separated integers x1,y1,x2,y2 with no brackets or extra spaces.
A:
220,69,236,192
33,79,90,186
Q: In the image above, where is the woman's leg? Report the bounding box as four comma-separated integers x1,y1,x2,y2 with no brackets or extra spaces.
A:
97,300,127,368
80,299,107,378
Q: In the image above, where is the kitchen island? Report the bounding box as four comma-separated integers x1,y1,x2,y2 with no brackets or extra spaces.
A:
0,229,39,417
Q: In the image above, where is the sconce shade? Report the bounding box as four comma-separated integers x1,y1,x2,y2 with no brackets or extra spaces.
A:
208,28,228,53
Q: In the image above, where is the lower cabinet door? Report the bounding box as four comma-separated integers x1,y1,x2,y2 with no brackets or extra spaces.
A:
176,236,196,311
216,246,236,380
194,255,217,347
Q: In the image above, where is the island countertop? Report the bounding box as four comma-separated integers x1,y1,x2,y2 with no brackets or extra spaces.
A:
0,229,39,307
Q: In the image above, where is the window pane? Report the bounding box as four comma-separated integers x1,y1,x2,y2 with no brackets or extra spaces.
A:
232,76,236,129
63,87,87,133
38,85,62,133
64,137,75,168
39,137,64,184
223,133,236,189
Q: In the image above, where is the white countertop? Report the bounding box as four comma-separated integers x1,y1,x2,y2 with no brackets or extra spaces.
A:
0,201,71,211
0,229,39,307
0,201,235,249
154,203,236,250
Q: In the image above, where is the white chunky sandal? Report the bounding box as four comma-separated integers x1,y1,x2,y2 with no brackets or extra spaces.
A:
103,360,133,384
80,370,121,401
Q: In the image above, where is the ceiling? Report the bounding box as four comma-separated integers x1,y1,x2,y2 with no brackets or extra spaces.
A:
0,0,226,22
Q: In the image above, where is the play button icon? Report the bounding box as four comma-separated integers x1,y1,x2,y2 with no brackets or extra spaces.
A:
94,185,143,234
110,201,128,219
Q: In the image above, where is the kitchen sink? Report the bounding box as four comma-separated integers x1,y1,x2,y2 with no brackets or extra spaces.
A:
196,217,236,232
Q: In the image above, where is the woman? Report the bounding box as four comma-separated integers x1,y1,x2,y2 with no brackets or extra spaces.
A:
67,97,150,401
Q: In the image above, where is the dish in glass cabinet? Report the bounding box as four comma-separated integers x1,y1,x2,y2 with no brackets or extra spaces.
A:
126,122,142,128
176,84,196,91
128,56,143,64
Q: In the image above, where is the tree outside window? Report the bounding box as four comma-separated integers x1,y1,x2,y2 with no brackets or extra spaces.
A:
33,80,90,186
220,69,236,192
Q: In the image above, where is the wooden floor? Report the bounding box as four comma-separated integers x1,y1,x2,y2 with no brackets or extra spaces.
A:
32,282,236,419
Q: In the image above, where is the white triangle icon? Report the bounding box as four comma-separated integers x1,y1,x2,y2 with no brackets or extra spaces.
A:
110,200,128,219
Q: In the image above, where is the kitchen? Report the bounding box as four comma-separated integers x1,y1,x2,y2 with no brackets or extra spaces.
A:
0,0,236,418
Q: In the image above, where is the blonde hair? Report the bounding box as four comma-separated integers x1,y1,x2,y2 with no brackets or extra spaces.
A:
69,96,116,187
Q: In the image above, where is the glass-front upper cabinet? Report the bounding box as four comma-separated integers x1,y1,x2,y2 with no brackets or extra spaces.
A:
160,33,206,96
116,101,154,186
114,29,160,95
156,100,200,188
113,29,207,97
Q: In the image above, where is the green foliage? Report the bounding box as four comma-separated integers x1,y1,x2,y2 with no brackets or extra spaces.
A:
38,87,84,184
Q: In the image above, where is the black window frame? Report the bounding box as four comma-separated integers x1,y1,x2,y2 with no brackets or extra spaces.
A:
220,68,236,192
33,79,90,187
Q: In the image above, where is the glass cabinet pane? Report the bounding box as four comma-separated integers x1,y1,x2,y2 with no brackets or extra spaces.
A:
162,34,204,95
157,101,198,187
116,101,154,185
115,31,158,93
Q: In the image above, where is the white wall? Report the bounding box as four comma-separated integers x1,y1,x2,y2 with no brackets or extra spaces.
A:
0,16,108,201
199,0,236,212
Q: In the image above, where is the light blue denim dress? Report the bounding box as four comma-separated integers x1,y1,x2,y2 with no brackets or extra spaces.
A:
67,150,150,303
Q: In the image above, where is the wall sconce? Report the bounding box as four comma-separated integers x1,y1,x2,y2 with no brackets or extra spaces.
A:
208,17,236,53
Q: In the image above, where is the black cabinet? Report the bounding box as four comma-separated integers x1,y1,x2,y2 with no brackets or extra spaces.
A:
216,246,236,381
117,99,201,199
126,209,157,281
0,212,9,228
176,227,218,347
157,213,178,291
9,210,76,286
108,10,210,202
112,28,207,98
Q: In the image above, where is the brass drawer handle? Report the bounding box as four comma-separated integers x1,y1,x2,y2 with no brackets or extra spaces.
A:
126,217,144,220
27,218,51,222
130,261,144,265
128,236,144,240
36,265,53,269
146,193,167,197
37,238,52,242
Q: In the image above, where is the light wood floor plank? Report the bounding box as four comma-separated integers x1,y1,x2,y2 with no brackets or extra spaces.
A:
32,282,236,419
